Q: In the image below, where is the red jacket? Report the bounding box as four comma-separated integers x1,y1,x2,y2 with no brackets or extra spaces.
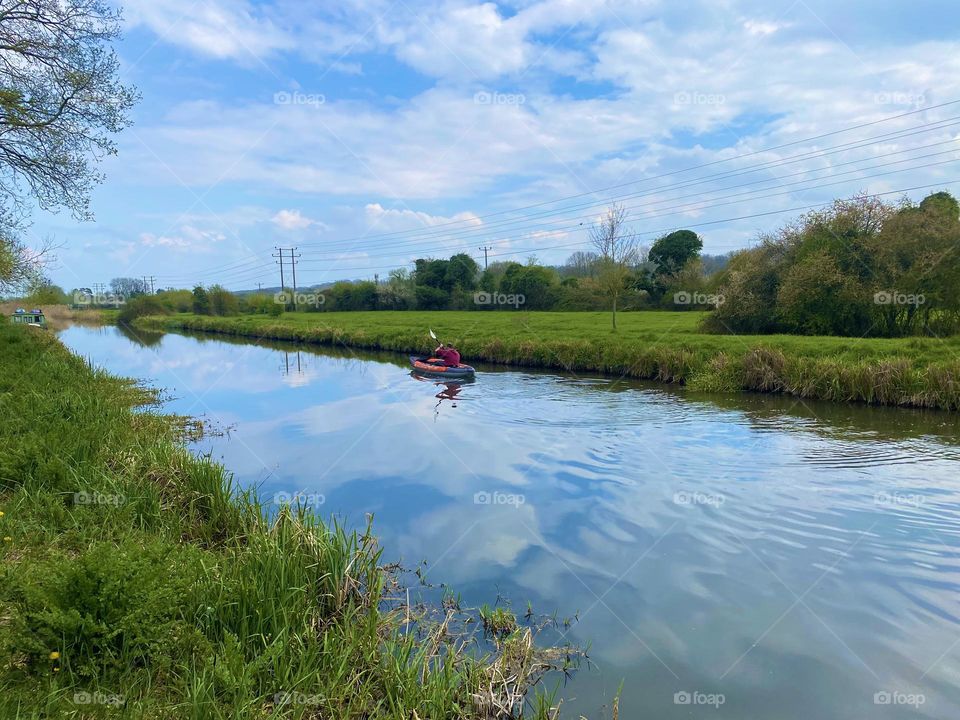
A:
435,346,461,367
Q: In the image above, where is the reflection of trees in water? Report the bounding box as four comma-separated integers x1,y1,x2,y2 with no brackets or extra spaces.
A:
116,322,164,348
696,390,960,449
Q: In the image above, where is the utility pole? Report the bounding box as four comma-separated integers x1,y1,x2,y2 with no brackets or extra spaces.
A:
272,247,286,297
290,247,300,310
478,246,492,269
273,247,300,309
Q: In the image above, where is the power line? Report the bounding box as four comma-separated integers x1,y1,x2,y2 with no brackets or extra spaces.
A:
293,103,960,249
153,105,960,282
294,153,960,263
295,120,960,255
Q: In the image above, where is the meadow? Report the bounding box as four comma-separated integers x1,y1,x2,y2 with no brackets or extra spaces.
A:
137,310,960,410
0,321,574,719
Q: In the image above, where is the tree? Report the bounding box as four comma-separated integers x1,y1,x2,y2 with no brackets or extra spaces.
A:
192,285,210,315
0,0,137,221
564,250,599,278
208,285,239,316
0,216,53,292
445,253,479,291
110,277,147,298
648,230,703,277
414,258,450,290
589,203,640,330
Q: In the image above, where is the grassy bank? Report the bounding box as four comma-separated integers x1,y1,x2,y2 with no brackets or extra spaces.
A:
137,311,960,411
0,321,574,718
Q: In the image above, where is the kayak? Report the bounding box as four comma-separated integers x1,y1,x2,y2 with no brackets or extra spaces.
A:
410,356,476,378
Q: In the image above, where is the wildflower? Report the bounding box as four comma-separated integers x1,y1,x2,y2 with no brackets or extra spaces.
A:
49,651,60,660
2,536,10,542
0,510,5,517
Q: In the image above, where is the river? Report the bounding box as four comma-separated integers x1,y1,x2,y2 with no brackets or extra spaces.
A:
59,323,960,719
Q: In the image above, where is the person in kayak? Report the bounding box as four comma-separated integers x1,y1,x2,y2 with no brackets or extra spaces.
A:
434,343,461,367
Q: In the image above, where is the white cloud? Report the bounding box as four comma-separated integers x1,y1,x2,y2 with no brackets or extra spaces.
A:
123,0,292,61
743,19,786,36
272,209,317,230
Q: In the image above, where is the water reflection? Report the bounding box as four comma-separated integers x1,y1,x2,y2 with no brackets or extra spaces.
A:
56,324,960,720
410,374,472,418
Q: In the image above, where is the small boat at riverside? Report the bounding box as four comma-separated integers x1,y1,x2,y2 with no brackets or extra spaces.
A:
410,356,476,378
10,308,46,328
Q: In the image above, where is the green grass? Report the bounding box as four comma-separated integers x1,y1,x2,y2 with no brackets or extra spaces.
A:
138,310,960,410
0,321,575,718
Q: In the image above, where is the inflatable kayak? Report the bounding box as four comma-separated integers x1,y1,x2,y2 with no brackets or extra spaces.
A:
410,356,476,378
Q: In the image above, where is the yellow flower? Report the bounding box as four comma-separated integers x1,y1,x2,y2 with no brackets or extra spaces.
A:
0,510,5,517
2,537,10,542
49,651,60,660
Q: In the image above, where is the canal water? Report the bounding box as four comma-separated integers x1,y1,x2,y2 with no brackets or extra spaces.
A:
59,324,960,719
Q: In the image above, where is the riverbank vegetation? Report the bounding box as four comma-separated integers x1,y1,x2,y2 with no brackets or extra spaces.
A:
708,192,960,336
110,191,960,342
0,321,577,718
136,310,960,410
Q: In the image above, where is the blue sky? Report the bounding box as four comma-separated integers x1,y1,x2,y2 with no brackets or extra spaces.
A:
33,0,960,290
